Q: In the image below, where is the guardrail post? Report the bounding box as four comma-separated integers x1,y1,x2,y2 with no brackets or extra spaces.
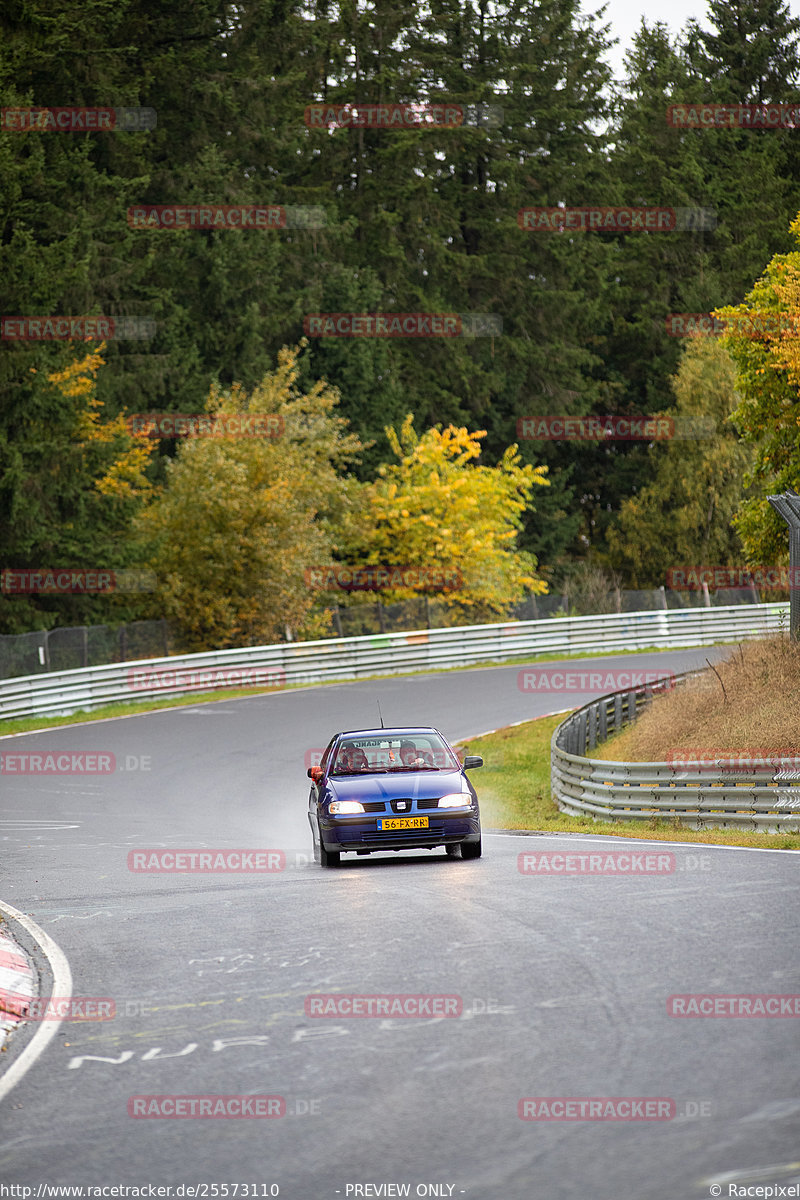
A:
767,491,800,640
551,670,800,832
0,602,790,721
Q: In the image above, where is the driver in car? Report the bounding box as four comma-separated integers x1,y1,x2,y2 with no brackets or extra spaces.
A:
337,744,369,773
400,740,428,767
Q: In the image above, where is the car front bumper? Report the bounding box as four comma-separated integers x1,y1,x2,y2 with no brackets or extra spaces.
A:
320,810,481,852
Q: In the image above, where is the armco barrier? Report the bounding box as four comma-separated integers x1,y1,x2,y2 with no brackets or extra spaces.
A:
0,602,788,722
551,671,800,833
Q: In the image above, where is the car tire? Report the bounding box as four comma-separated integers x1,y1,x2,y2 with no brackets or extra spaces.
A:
318,823,340,868
461,837,482,859
445,844,460,858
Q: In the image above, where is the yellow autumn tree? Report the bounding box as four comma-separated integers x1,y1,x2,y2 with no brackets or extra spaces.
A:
137,345,363,651
332,415,549,620
0,344,156,632
48,347,154,503
719,211,800,563
770,224,800,387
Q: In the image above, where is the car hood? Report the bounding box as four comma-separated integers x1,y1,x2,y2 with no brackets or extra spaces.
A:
327,770,466,802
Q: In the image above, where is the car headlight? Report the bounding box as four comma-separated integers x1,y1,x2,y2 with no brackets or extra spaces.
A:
329,800,365,815
437,793,470,808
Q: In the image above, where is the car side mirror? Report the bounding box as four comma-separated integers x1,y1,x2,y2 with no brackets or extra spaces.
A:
463,755,483,769
307,766,323,783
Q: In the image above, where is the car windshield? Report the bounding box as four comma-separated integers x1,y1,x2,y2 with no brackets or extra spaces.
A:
330,734,460,776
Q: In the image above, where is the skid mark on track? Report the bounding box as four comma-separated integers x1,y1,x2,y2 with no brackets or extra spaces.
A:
48,910,114,922
0,820,81,831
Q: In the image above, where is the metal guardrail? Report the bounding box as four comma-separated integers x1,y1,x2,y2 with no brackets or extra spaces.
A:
551,671,800,833
0,601,788,723
0,589,769,681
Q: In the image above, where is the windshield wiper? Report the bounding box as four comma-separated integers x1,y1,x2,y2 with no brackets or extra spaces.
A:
386,764,443,772
331,768,387,777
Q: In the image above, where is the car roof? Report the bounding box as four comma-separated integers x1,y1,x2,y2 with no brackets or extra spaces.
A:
336,727,443,738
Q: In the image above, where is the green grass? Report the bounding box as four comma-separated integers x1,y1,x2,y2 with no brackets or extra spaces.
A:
457,716,800,851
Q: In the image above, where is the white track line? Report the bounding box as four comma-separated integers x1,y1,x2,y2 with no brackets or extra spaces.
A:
487,831,800,855
0,901,72,1104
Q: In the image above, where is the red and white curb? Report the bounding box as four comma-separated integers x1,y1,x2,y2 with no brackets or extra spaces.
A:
0,903,72,1104
0,924,36,1047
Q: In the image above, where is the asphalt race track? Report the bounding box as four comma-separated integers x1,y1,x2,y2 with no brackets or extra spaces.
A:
1,647,798,1199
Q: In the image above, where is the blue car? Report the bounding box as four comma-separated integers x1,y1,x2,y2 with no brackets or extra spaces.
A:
307,726,483,867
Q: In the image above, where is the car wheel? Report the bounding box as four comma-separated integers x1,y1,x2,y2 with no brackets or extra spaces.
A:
445,844,460,858
318,823,340,868
461,837,482,859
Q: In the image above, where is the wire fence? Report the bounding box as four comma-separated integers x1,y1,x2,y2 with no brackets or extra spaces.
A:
329,585,764,637
0,587,767,680
0,620,171,680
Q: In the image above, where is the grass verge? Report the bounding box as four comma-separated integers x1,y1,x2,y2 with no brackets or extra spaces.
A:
590,637,800,762
457,714,800,851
